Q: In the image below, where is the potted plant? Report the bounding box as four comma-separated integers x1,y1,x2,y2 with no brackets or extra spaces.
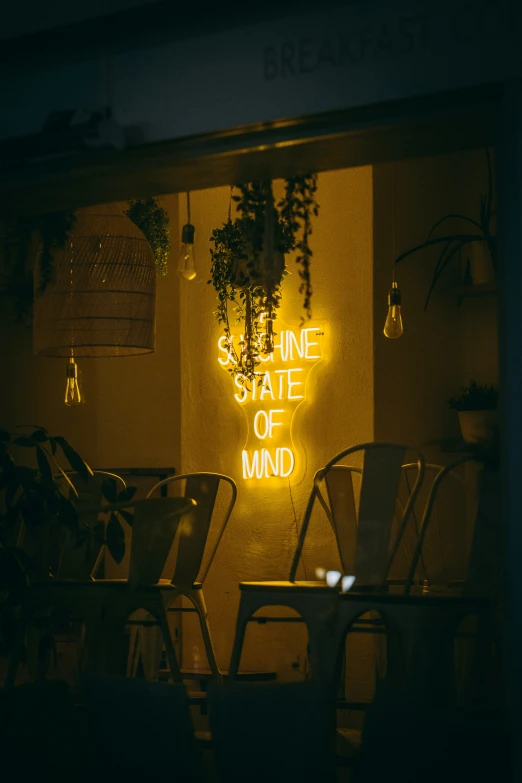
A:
0,425,134,658
209,175,319,385
448,380,498,445
395,149,496,309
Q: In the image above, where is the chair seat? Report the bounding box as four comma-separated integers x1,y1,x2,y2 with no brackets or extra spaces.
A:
338,591,489,608
239,581,338,593
29,579,203,591
156,580,203,590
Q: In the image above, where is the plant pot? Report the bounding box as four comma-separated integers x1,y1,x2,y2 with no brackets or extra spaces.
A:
458,409,498,445
469,242,495,285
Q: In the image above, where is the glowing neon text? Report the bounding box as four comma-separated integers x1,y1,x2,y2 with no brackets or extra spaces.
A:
218,322,323,480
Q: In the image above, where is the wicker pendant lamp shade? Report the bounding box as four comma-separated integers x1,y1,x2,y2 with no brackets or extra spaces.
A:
33,206,156,357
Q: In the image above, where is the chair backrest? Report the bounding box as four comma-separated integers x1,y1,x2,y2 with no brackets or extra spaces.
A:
146,473,237,590
289,443,425,585
55,470,127,580
404,457,500,596
392,463,467,586
315,465,361,574
128,497,196,587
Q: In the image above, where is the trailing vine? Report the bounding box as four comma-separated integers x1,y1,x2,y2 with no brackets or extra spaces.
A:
209,174,319,385
1,211,76,321
278,175,319,318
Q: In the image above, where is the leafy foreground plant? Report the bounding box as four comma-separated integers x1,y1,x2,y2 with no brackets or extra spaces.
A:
0,425,135,581
209,175,319,385
0,425,136,658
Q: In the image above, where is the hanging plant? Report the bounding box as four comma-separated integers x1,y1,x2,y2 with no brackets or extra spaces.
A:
124,196,170,277
209,174,319,385
0,211,76,321
394,148,496,309
1,196,170,322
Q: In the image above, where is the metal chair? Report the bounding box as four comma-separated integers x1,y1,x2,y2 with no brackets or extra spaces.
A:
332,456,499,713
404,456,498,596
5,497,195,688
128,473,237,683
315,463,448,702
228,443,425,687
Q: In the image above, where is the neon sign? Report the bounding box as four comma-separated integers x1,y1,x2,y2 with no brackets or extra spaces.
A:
218,320,323,480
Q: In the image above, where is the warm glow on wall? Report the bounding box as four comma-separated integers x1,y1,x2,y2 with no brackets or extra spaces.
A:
218,318,324,481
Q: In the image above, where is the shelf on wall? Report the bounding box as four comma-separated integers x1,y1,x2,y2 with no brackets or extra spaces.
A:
454,282,497,298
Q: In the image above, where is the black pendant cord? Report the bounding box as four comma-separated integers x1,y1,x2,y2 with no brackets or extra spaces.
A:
392,163,396,283
186,192,191,225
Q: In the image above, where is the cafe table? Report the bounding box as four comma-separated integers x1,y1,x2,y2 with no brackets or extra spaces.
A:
228,582,493,710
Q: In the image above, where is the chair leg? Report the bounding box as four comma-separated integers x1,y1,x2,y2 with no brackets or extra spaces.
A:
154,604,183,684
187,589,222,683
228,595,252,682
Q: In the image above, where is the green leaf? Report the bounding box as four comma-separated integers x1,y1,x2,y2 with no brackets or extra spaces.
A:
54,437,93,480
106,513,126,564
0,429,10,441
118,485,137,502
13,436,37,447
36,446,53,490
5,478,21,508
58,493,79,534
30,429,49,443
118,509,134,526
424,241,465,310
101,477,118,503
426,213,483,241
395,233,485,265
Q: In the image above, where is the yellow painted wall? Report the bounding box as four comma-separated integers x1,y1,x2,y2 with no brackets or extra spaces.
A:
179,168,374,676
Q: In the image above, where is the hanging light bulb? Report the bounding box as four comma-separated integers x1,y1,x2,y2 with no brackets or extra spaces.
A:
64,358,82,406
383,281,404,339
178,192,196,280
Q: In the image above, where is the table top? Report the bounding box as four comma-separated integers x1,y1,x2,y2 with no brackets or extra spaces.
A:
239,580,490,607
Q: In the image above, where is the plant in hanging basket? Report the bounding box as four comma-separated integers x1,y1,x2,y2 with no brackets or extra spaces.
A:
395,148,496,309
124,196,170,277
209,175,319,385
